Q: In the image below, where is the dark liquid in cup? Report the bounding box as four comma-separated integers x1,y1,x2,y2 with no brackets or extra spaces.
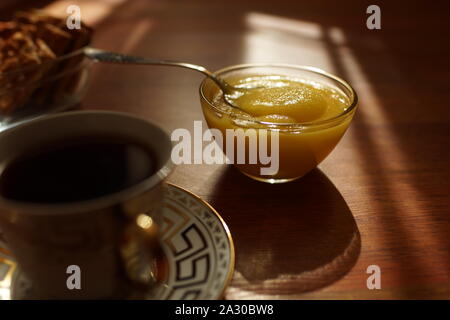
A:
0,136,158,203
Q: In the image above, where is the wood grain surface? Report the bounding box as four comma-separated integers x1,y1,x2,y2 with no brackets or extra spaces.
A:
7,0,450,299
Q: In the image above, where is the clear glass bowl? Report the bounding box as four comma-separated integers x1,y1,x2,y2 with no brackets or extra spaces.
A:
0,48,91,130
199,64,358,183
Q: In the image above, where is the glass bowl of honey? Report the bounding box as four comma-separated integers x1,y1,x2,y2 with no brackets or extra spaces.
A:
199,64,358,183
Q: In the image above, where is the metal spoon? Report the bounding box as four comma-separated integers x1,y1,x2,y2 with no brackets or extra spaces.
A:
84,47,246,109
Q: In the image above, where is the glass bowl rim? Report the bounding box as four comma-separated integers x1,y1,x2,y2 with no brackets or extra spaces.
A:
199,63,358,128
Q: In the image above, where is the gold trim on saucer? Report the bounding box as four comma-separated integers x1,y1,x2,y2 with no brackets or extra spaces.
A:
165,183,235,300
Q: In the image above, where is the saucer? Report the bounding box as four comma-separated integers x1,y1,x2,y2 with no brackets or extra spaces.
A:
0,183,235,300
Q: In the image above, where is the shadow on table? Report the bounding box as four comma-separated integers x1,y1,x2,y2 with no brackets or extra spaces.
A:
211,166,360,296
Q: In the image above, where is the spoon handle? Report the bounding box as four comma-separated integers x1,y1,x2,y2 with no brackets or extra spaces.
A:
83,47,229,91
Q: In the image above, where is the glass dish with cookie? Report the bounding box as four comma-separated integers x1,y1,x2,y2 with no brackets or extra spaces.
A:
0,10,93,129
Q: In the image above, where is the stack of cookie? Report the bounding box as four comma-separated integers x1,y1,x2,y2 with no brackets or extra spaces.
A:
0,10,92,115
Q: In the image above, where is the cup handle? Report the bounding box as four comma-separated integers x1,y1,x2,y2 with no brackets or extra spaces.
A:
119,212,164,289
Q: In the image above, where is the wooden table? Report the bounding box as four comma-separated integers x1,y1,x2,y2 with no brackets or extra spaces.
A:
11,0,450,299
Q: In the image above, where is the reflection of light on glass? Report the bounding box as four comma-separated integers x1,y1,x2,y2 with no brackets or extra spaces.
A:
332,28,446,278
136,214,153,229
44,0,127,26
244,13,334,72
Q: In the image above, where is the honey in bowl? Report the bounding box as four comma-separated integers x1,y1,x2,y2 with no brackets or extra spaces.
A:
226,75,348,123
200,65,357,183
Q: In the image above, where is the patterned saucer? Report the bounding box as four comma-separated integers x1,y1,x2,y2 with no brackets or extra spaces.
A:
0,183,235,300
